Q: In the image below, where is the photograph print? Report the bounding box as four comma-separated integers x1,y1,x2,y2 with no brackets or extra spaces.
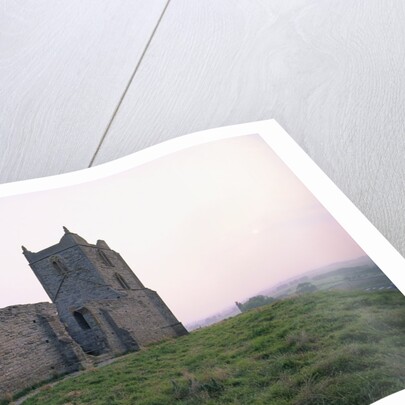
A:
0,129,404,405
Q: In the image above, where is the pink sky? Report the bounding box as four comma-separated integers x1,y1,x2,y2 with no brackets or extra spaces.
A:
0,135,365,324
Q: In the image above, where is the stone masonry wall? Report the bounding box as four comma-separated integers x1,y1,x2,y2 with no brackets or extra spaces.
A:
0,302,87,399
80,245,145,291
29,245,114,302
83,290,187,355
5,231,188,399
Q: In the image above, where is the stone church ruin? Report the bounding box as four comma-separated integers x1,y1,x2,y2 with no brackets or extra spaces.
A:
0,228,187,398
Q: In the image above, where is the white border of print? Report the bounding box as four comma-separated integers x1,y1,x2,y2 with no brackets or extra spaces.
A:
1,119,404,404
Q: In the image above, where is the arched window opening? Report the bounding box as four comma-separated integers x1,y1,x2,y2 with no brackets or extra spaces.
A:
73,310,91,330
115,273,130,290
98,249,114,267
50,256,67,275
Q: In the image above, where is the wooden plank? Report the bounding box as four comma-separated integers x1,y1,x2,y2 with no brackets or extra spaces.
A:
93,0,405,256
0,0,168,182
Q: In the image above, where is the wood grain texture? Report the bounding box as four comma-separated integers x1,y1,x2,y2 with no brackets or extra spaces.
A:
93,0,405,256
0,0,167,182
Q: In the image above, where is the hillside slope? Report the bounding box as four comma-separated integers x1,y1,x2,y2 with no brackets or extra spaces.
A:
18,291,405,405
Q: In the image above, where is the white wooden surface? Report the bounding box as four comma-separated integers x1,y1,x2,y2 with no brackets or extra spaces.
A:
1,0,405,256
0,0,167,181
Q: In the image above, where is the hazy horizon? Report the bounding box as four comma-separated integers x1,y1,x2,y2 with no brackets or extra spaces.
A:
185,253,370,325
0,134,366,324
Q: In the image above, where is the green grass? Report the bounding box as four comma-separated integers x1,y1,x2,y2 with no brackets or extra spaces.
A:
19,291,405,405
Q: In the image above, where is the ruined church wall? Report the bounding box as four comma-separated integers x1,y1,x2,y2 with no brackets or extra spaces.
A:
79,245,145,290
84,290,187,354
30,245,110,302
143,289,188,336
0,303,86,399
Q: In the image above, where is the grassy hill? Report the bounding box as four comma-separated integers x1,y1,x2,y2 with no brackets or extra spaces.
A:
18,291,405,405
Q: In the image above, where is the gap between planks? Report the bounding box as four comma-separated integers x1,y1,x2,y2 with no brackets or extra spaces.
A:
88,0,172,168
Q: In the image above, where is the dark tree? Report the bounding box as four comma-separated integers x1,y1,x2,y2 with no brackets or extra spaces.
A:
236,295,275,312
296,282,318,294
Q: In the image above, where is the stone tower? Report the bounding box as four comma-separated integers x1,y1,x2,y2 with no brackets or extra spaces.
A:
22,227,187,357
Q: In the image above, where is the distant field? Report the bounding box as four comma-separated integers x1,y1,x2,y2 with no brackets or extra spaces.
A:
271,264,396,299
15,290,405,405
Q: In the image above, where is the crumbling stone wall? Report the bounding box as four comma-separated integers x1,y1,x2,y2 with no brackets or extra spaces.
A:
0,230,188,399
82,291,187,356
81,243,145,291
0,302,86,399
